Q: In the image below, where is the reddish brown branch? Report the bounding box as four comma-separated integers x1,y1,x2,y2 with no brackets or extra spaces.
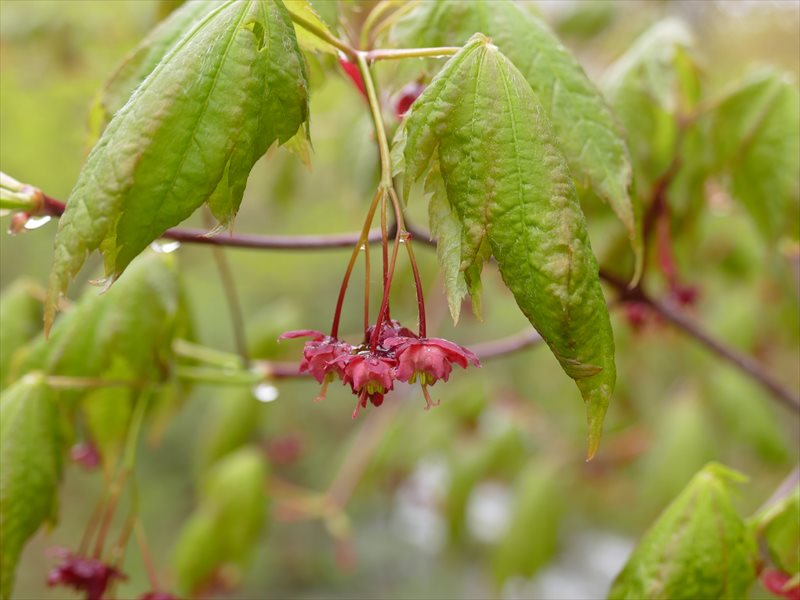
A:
600,268,800,414
18,190,800,414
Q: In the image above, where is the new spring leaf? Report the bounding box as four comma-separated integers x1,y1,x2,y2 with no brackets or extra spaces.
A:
0,376,63,600
609,463,757,599
391,0,639,274
46,0,309,331
395,35,616,458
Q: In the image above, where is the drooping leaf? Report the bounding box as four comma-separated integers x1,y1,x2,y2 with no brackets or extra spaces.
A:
0,375,63,600
602,19,697,188
81,384,134,476
391,0,639,271
173,447,268,595
709,69,800,241
491,462,563,585
88,0,218,143
609,463,757,600
201,390,261,468
47,0,309,330
0,279,42,389
18,251,190,396
395,35,616,457
426,165,468,323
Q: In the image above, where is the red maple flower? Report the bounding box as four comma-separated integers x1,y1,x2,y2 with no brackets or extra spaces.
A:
279,330,353,385
385,336,479,384
334,352,397,417
384,336,479,408
46,548,126,600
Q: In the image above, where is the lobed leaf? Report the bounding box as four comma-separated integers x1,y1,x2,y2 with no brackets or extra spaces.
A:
395,35,616,457
47,0,309,331
709,69,800,241
0,279,42,389
602,19,696,188
88,0,218,143
391,0,639,272
19,251,189,391
173,447,268,595
609,463,757,600
0,375,63,600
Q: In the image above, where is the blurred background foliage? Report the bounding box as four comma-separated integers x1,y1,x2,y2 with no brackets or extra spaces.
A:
0,1,798,598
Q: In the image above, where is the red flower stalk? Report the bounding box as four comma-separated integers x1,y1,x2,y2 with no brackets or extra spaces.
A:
365,318,418,347
46,548,126,600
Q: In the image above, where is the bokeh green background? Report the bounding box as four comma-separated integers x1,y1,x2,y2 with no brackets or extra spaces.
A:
1,1,798,598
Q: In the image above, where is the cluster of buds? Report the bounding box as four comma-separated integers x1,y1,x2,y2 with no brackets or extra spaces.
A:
281,319,479,418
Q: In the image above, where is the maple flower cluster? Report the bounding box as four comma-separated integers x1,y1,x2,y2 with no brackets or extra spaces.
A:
46,549,126,600
281,319,479,417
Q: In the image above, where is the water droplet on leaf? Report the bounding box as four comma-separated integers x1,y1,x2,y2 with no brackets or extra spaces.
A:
150,240,181,254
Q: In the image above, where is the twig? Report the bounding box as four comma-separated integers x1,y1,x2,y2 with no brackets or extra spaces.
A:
13,189,800,414
600,269,800,414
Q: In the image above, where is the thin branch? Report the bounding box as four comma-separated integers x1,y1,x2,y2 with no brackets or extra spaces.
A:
34,196,387,250
600,269,800,414
469,329,542,359
12,188,800,413
363,46,461,61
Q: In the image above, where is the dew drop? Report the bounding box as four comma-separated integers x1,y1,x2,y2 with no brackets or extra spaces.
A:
24,215,52,230
359,244,366,251
252,383,279,403
150,240,182,254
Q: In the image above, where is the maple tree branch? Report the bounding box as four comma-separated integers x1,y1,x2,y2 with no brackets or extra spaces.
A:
599,269,800,415
10,188,799,414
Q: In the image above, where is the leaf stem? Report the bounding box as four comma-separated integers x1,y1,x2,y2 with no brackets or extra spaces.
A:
356,53,392,187
173,339,243,370
174,365,262,386
363,46,461,61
